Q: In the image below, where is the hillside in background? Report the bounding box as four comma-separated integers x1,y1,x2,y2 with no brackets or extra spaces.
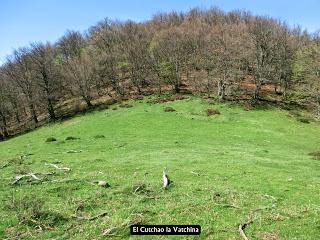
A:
0,7,320,140
1,97,320,239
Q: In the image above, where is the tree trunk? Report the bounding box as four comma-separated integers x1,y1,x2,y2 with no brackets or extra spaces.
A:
47,98,56,120
29,103,39,124
253,80,261,100
11,100,21,123
282,80,288,100
23,107,28,117
106,90,113,98
111,80,120,95
96,77,108,97
2,127,9,138
218,78,226,100
84,97,93,107
206,70,211,97
316,96,320,119
174,83,180,93
174,60,180,93
155,72,162,96
15,112,20,123
0,112,9,138
157,80,162,96
136,83,142,94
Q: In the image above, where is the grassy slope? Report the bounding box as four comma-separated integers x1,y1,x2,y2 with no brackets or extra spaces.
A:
1,97,320,239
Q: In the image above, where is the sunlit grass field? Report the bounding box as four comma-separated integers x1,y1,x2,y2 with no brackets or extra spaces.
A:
1,96,320,239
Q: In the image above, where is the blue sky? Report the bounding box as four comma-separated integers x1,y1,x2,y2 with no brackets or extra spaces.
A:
1,0,320,64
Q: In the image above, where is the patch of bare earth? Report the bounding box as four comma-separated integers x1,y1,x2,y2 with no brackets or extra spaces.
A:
256,231,279,240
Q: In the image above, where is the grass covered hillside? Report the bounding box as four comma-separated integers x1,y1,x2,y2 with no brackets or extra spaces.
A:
1,96,320,239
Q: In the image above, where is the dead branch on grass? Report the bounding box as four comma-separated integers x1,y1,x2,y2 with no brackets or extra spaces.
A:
239,217,253,240
238,204,276,240
12,172,54,185
0,162,9,169
28,219,54,231
72,211,109,221
239,223,250,240
214,203,240,209
102,213,144,236
102,227,119,236
191,171,200,176
45,163,71,171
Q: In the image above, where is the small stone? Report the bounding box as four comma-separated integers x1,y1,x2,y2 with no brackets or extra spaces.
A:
98,181,110,187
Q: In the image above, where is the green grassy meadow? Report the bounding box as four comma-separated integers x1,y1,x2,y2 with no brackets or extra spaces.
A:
1,96,320,239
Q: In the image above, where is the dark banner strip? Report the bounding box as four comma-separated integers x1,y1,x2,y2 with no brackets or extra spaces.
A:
130,225,201,235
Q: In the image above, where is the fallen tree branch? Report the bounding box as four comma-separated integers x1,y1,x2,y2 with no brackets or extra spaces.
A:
238,204,276,240
72,211,109,221
0,162,9,169
102,213,143,236
239,223,250,240
252,205,275,213
12,172,54,185
12,173,39,185
29,173,40,180
133,184,146,194
88,211,108,221
102,227,118,236
191,171,200,176
214,203,240,209
239,217,254,240
66,150,82,153
28,218,54,230
45,163,71,171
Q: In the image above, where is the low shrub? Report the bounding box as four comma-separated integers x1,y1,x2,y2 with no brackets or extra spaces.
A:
119,96,130,101
119,103,133,108
243,102,253,111
133,95,144,100
164,106,176,112
65,136,79,141
104,98,117,105
152,95,186,104
297,117,311,124
206,109,220,116
4,194,67,228
207,99,215,105
288,110,301,117
94,134,106,139
45,137,57,142
96,104,109,111
309,151,320,160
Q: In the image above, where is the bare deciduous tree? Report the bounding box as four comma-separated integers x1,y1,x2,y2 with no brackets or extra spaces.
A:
3,48,39,124
1,8,320,139
29,42,60,120
63,49,96,107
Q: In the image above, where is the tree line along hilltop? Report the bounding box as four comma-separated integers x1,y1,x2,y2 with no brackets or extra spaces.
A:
0,7,319,139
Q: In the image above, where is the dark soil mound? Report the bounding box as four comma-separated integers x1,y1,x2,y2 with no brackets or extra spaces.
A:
45,137,57,142
309,151,320,160
65,136,79,141
164,107,176,112
206,109,221,116
94,135,106,139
